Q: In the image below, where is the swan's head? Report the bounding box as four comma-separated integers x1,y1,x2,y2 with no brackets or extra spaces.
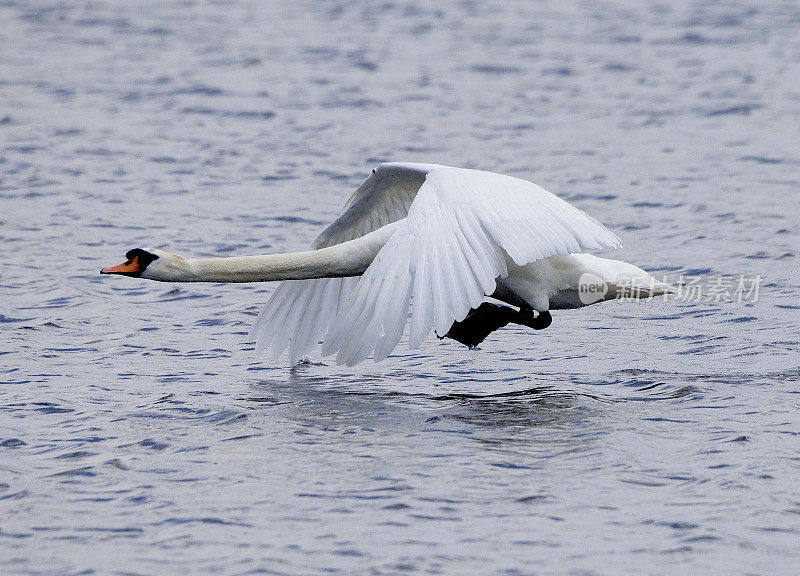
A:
101,248,187,281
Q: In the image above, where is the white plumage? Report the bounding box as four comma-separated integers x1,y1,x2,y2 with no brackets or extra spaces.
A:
249,163,629,366
103,162,670,367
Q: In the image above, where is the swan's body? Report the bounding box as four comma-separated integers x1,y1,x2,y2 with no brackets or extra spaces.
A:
102,162,671,366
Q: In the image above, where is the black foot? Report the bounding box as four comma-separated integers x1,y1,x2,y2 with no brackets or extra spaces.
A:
442,303,551,349
441,303,514,348
517,307,552,330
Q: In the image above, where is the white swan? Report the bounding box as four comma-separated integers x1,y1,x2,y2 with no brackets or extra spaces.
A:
101,162,671,366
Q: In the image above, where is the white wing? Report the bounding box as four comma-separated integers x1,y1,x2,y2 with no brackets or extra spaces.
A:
249,163,435,364
322,166,621,366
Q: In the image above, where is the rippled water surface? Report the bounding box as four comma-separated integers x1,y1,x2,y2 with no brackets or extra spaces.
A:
2,1,800,574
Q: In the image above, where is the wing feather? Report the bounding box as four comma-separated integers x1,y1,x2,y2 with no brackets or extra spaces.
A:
323,166,620,365
249,164,433,363
408,249,434,348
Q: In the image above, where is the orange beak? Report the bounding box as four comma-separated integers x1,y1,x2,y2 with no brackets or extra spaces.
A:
100,255,141,275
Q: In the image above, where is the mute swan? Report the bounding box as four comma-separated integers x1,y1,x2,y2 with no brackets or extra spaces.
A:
101,162,671,366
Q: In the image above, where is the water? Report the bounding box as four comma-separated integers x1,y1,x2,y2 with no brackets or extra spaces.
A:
1,0,799,574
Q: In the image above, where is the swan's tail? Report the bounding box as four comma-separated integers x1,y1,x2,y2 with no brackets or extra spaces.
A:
571,253,674,305
605,277,675,300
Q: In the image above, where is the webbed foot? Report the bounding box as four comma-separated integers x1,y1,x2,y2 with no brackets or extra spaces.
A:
442,303,552,348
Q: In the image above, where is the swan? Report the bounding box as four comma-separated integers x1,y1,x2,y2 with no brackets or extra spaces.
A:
101,162,672,366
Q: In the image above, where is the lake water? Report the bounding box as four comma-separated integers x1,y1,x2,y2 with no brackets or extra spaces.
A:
1,1,799,574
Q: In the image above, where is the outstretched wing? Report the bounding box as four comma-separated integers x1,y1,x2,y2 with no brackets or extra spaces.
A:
322,166,621,366
249,163,437,364
312,163,434,247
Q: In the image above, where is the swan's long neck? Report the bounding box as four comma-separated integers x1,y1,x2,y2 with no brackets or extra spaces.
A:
187,249,365,282
150,223,397,283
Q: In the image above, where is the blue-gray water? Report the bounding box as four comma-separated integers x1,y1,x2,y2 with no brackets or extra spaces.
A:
1,1,799,574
